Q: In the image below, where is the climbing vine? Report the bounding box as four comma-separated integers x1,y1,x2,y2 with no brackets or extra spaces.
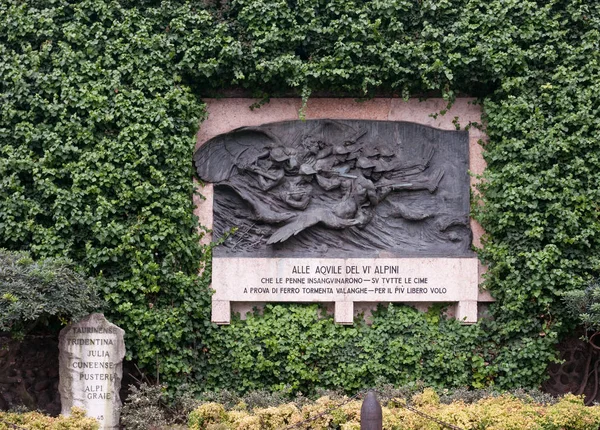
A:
1,0,599,391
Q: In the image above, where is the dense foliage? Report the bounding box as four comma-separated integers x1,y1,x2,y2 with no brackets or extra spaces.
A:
1,0,599,391
0,250,101,337
6,390,598,430
561,278,600,335
0,0,213,381
0,407,99,430
203,305,488,393
188,391,600,430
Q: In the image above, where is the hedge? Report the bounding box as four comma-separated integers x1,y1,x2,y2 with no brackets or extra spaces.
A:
188,391,600,430
1,0,599,392
0,407,98,430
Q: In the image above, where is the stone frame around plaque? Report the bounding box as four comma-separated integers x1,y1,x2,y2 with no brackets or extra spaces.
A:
194,98,491,325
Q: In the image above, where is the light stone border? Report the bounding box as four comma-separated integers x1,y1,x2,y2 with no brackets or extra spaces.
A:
194,98,492,324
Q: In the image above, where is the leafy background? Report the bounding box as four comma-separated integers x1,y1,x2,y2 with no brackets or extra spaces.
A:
1,0,599,393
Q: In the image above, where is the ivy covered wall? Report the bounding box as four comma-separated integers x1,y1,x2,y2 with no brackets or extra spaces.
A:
1,0,599,392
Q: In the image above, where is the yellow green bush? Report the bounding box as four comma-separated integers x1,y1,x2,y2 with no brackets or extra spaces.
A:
187,390,600,430
188,403,228,429
0,407,99,430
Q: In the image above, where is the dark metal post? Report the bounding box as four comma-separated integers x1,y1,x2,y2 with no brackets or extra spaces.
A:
360,391,382,430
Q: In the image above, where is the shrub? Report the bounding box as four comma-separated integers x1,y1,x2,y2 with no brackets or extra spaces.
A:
121,383,202,429
561,278,600,335
188,403,228,429
0,250,101,337
0,407,98,430
186,391,600,430
200,304,486,394
119,384,169,430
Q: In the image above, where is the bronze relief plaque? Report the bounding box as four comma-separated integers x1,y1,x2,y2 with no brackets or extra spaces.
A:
195,119,472,258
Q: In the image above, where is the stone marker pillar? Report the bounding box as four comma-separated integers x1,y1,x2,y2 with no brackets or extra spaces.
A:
59,313,125,429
